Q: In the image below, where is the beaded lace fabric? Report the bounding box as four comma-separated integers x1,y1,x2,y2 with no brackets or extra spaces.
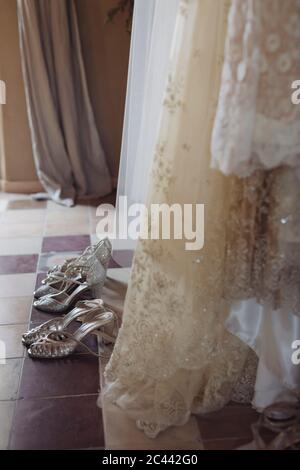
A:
224,167,300,314
102,0,256,438
65,238,112,295
210,0,300,312
37,239,112,310
211,0,300,178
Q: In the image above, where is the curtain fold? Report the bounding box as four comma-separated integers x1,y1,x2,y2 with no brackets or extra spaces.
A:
17,0,112,206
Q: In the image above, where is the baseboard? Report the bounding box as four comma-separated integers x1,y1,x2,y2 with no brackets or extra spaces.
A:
0,179,43,194
0,177,116,194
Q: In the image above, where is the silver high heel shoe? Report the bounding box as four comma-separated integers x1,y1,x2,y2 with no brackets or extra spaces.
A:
33,254,107,314
28,309,119,359
34,267,86,300
41,257,76,285
22,299,105,348
34,238,112,299
34,270,81,300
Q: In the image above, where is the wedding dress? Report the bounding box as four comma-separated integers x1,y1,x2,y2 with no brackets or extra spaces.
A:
102,0,253,438
227,300,300,409
211,0,300,178
226,170,300,405
211,0,300,408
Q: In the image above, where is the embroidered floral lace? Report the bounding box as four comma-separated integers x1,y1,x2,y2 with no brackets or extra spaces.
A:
102,0,255,438
224,166,300,314
211,0,300,178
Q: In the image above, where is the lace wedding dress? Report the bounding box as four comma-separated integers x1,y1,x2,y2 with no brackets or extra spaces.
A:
211,0,300,178
224,168,300,408
211,0,300,408
101,0,254,438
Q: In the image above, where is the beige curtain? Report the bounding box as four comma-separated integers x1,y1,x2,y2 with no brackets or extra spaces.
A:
17,0,112,206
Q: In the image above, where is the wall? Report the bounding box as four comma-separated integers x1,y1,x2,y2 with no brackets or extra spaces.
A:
75,0,130,184
0,0,41,192
0,0,130,192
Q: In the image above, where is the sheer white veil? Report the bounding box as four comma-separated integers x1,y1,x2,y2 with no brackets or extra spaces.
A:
113,0,180,259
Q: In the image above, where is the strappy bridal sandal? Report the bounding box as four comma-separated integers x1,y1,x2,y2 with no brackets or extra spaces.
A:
34,238,112,299
41,257,76,285
22,299,105,348
28,309,119,359
34,248,110,314
34,277,93,314
34,269,83,300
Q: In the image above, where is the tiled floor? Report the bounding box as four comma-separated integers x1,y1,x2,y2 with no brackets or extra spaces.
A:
0,191,130,450
0,191,260,450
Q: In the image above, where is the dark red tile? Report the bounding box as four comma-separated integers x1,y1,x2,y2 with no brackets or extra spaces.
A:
110,250,133,268
30,305,57,324
108,258,122,269
0,255,38,274
203,437,254,450
42,235,91,253
196,404,260,440
9,395,104,449
101,277,127,318
19,355,100,399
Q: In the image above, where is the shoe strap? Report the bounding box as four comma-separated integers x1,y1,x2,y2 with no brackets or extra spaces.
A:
34,328,109,358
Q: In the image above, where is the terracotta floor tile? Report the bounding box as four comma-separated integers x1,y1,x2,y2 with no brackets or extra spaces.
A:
196,404,260,441
9,395,104,450
203,437,254,450
30,305,57,324
19,355,100,399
